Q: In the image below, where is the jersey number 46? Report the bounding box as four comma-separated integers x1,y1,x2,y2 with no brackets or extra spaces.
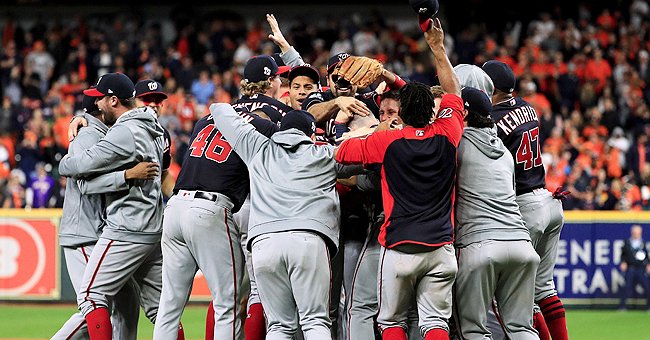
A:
516,127,542,170
189,125,233,163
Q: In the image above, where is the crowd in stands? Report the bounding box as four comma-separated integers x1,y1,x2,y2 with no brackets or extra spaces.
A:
1,1,649,210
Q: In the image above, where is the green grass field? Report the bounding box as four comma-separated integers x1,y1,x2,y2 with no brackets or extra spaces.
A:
0,304,649,339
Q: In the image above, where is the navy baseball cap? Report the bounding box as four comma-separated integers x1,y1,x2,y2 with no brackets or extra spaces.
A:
83,73,135,99
482,60,516,94
280,110,317,136
135,79,167,99
288,64,321,85
409,0,439,19
244,55,291,83
82,90,100,115
327,52,351,74
461,87,492,116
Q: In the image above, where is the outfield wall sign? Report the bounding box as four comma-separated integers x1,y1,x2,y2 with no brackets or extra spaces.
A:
557,211,650,305
0,210,61,300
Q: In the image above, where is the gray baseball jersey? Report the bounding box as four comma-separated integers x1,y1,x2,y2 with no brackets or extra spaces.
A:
58,106,166,325
454,127,540,339
53,114,139,340
211,103,340,338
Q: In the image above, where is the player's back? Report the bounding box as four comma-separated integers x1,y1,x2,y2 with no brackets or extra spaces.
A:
490,97,546,195
232,93,292,123
174,111,277,213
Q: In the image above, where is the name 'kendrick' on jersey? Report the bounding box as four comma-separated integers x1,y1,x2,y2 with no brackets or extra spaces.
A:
490,97,546,195
494,98,539,135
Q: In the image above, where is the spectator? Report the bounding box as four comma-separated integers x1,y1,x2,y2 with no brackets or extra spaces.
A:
190,69,215,105
619,225,650,311
24,40,55,96
26,162,54,208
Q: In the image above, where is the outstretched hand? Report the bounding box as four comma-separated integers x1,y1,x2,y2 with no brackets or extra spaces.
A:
266,14,290,51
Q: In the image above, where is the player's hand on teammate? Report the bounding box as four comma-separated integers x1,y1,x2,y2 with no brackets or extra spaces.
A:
68,116,88,141
125,162,160,180
335,109,354,124
620,262,628,272
266,14,290,52
334,96,371,117
423,18,445,51
375,118,400,132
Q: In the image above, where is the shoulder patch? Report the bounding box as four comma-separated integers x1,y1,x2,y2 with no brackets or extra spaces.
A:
437,107,453,119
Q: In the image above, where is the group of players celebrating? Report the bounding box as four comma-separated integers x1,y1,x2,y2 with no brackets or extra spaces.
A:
53,9,569,340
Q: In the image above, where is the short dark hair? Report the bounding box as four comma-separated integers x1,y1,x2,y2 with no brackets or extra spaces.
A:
380,90,399,103
119,97,136,109
465,111,495,128
398,82,434,128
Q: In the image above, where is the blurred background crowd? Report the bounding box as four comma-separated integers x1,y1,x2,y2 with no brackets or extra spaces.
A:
0,1,649,210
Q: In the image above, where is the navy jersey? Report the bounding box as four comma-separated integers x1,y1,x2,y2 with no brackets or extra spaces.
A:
232,94,293,124
162,127,171,170
173,111,278,212
336,94,464,249
301,89,380,145
490,97,546,195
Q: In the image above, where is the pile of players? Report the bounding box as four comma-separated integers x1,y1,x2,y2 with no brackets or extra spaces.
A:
53,11,569,340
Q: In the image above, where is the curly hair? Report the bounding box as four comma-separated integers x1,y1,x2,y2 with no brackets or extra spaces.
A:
240,79,272,96
398,82,435,128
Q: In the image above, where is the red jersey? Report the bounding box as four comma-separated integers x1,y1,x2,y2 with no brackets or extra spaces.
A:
336,94,464,249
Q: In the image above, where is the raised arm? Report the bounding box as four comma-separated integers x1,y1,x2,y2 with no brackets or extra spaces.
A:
266,14,305,67
424,18,460,96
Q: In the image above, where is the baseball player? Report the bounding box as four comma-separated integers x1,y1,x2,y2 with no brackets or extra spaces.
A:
300,53,406,337
58,73,181,340
335,18,461,340
301,53,405,145
482,60,568,340
66,80,174,199
53,94,158,340
453,63,510,340
203,55,295,340
340,90,422,340
153,95,277,339
231,55,292,123
211,103,344,339
454,86,540,339
134,79,175,197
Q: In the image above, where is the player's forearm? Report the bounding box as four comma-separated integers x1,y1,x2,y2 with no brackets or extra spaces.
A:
430,46,460,96
307,100,339,123
77,171,128,195
161,170,175,198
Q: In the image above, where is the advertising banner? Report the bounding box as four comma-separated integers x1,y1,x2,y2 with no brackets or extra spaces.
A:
0,210,61,300
556,211,650,306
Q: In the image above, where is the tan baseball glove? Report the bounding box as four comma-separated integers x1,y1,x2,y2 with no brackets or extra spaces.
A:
332,56,384,88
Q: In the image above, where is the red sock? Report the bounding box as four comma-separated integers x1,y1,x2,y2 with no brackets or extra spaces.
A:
85,308,112,340
533,310,551,340
178,322,186,340
244,303,266,340
382,326,407,340
205,302,215,340
424,328,449,340
539,295,569,340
